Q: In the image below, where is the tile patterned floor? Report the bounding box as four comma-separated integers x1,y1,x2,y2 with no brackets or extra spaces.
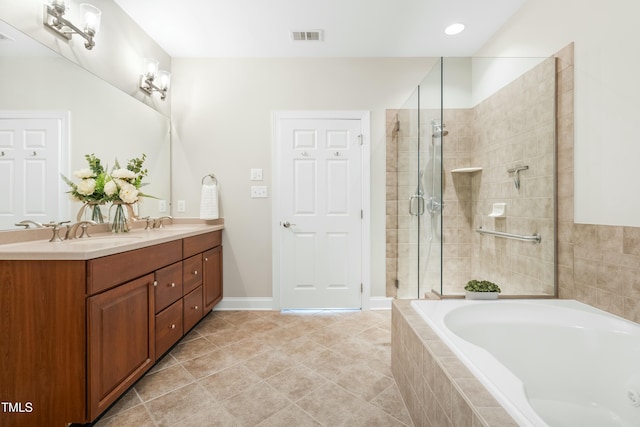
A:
95,309,413,427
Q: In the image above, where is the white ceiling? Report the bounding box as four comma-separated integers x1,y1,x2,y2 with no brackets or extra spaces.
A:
113,0,527,58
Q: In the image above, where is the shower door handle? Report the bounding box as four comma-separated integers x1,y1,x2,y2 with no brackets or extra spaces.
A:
409,195,425,216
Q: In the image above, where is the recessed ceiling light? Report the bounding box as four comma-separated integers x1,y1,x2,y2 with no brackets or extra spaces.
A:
444,23,465,35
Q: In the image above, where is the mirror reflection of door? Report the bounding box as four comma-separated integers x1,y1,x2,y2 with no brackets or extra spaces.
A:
0,111,69,229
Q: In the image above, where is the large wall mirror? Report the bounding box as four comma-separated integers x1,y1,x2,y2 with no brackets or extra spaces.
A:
0,20,170,230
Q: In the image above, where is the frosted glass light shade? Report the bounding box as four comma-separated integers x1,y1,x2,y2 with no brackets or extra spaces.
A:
142,58,159,80
79,3,101,34
156,70,171,91
47,0,70,12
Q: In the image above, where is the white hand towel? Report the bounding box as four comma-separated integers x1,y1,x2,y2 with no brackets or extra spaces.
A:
199,182,219,220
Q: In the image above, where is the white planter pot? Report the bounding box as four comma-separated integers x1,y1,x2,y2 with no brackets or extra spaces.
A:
465,291,499,300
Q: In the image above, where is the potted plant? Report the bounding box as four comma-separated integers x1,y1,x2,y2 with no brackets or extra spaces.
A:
464,280,501,300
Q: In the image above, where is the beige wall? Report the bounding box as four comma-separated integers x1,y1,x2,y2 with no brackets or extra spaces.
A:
1,0,171,116
170,58,435,301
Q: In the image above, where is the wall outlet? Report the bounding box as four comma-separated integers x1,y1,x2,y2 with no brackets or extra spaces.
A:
251,186,268,198
250,168,263,181
158,199,167,212
177,200,186,212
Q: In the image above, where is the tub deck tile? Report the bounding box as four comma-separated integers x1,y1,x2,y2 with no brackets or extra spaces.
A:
391,300,517,427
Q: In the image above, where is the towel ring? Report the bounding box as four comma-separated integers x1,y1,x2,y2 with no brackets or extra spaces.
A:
202,174,217,185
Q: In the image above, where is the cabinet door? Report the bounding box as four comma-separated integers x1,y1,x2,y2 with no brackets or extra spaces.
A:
203,246,223,312
87,274,155,420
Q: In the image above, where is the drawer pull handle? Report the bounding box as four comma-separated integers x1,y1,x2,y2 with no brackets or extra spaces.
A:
153,281,158,287
170,282,175,288
170,324,176,329
194,270,198,276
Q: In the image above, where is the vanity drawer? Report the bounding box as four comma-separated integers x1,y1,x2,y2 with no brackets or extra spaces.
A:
155,262,183,313
183,231,221,258
183,254,202,294
155,299,183,357
183,286,203,332
87,240,182,295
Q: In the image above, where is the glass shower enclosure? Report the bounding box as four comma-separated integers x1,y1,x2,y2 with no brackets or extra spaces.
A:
387,56,557,299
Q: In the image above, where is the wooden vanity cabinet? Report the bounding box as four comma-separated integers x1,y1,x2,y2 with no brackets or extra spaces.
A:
0,229,223,427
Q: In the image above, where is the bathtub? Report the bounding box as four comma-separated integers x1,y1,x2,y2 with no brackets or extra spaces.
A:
410,299,640,427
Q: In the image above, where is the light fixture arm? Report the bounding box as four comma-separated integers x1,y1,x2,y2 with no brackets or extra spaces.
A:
43,4,97,50
139,75,168,100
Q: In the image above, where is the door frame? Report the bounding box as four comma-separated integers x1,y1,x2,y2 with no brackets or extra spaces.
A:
272,110,371,310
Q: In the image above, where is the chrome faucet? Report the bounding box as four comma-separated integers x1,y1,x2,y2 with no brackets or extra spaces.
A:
15,220,45,229
153,216,173,229
66,220,97,240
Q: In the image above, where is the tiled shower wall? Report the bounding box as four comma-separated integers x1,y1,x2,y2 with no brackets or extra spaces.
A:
467,57,556,295
387,57,557,297
387,44,640,323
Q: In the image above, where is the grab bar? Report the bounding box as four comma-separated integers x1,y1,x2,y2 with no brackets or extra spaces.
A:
475,227,541,244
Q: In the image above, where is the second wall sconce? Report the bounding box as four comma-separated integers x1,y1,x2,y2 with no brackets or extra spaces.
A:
43,0,101,50
139,58,171,101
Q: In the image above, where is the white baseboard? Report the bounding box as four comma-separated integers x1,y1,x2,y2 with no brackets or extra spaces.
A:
213,296,392,311
213,297,275,311
368,297,393,310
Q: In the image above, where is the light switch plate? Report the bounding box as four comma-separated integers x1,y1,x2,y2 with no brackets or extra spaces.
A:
177,200,186,212
250,168,263,181
158,199,167,212
251,186,268,198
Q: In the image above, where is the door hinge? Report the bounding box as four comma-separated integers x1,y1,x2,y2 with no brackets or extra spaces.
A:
360,283,363,293
358,134,363,146
360,209,363,219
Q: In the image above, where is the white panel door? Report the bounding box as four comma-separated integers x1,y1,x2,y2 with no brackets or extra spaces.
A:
277,117,363,309
0,113,66,229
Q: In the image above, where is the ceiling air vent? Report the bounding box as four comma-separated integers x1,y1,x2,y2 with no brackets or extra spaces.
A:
291,30,324,41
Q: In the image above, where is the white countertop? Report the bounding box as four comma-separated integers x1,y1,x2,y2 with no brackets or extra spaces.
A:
0,219,224,261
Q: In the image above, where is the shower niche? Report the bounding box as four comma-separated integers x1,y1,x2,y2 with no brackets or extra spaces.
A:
387,56,557,299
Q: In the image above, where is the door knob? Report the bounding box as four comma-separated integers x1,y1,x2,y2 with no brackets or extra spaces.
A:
281,221,296,228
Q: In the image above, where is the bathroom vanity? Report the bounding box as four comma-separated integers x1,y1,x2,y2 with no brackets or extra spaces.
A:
0,222,223,427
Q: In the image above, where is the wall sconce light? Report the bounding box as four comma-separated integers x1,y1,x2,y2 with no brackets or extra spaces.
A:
139,58,171,101
43,0,102,50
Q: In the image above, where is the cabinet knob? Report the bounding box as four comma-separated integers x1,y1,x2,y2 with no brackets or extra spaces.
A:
153,281,158,287
193,305,198,310
194,270,198,276
170,282,175,288
205,257,208,262
170,324,175,329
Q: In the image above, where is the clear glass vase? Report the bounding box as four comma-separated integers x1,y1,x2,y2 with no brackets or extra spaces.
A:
87,202,105,223
110,202,129,233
